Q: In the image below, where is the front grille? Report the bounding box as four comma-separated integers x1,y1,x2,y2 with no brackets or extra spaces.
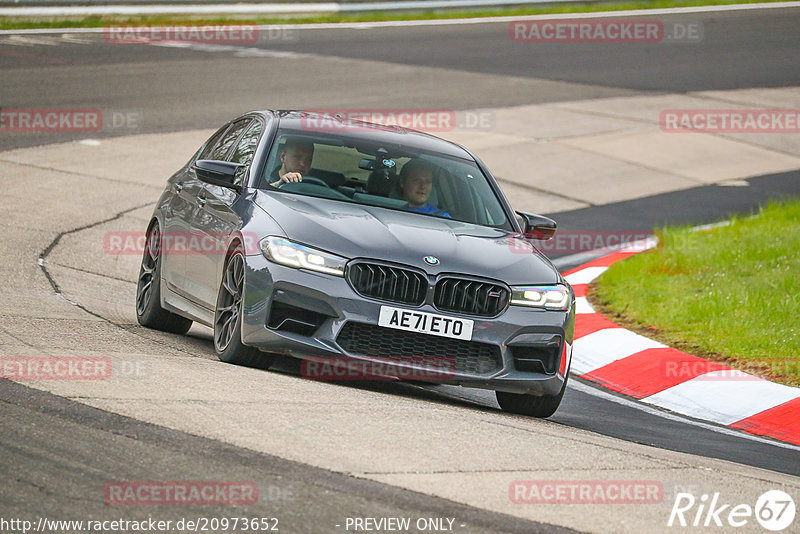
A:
434,278,509,317
336,322,501,375
347,262,426,305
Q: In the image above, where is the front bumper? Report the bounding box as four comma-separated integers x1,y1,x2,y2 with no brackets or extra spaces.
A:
241,253,574,396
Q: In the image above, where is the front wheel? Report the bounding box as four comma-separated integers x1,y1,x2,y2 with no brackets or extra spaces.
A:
214,247,274,369
496,379,567,418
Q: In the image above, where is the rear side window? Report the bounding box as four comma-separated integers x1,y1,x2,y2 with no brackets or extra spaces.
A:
230,120,263,167
197,126,229,161
206,119,251,161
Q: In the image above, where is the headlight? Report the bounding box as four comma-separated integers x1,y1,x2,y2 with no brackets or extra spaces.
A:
259,236,347,277
510,285,570,310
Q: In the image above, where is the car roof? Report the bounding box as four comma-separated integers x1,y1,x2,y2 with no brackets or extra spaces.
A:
249,110,475,161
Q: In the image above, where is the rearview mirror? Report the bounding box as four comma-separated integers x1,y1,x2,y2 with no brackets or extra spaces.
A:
516,211,557,240
193,159,244,192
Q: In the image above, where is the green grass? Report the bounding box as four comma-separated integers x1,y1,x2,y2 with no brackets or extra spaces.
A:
590,199,800,386
0,0,790,30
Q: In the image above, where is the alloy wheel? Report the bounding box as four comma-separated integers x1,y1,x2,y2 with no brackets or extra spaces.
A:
136,227,160,316
215,252,245,352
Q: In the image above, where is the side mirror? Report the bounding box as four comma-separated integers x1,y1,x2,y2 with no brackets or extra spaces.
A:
516,211,557,240
193,159,244,192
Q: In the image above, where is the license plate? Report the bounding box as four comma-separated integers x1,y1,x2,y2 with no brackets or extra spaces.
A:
378,306,473,341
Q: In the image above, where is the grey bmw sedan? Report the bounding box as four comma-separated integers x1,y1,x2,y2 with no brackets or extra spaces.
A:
136,110,575,417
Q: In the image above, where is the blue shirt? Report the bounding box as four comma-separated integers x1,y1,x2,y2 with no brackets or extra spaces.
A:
407,203,451,218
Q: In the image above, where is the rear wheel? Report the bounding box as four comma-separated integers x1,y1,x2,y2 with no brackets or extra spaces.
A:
136,222,193,334
496,379,567,418
214,247,274,369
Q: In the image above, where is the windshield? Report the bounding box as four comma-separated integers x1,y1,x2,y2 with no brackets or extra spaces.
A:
260,129,512,230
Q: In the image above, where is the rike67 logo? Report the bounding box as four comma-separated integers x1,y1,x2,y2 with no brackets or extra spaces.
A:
668,490,795,531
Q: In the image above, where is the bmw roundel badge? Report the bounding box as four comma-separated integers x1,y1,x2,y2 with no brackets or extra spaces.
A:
424,256,440,265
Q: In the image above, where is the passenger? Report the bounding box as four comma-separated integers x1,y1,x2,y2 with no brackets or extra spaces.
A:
269,138,314,188
397,159,451,217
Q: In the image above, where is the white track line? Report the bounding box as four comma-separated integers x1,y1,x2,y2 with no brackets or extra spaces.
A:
0,0,576,17
1,2,799,34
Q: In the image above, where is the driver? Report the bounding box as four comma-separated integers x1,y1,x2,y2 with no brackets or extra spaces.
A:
269,137,314,188
398,158,450,217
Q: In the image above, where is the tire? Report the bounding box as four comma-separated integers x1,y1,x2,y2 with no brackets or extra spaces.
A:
495,378,567,418
136,222,193,335
214,246,274,369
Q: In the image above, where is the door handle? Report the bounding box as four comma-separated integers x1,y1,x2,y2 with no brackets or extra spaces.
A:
172,182,183,193
197,195,207,207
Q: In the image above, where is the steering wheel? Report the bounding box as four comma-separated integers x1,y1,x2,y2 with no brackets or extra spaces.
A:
278,175,330,188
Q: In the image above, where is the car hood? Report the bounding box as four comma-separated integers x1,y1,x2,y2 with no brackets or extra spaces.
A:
253,191,560,285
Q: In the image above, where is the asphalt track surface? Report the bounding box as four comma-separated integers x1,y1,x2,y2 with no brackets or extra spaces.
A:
3,7,799,150
259,11,800,92
1,6,799,532
0,379,570,534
